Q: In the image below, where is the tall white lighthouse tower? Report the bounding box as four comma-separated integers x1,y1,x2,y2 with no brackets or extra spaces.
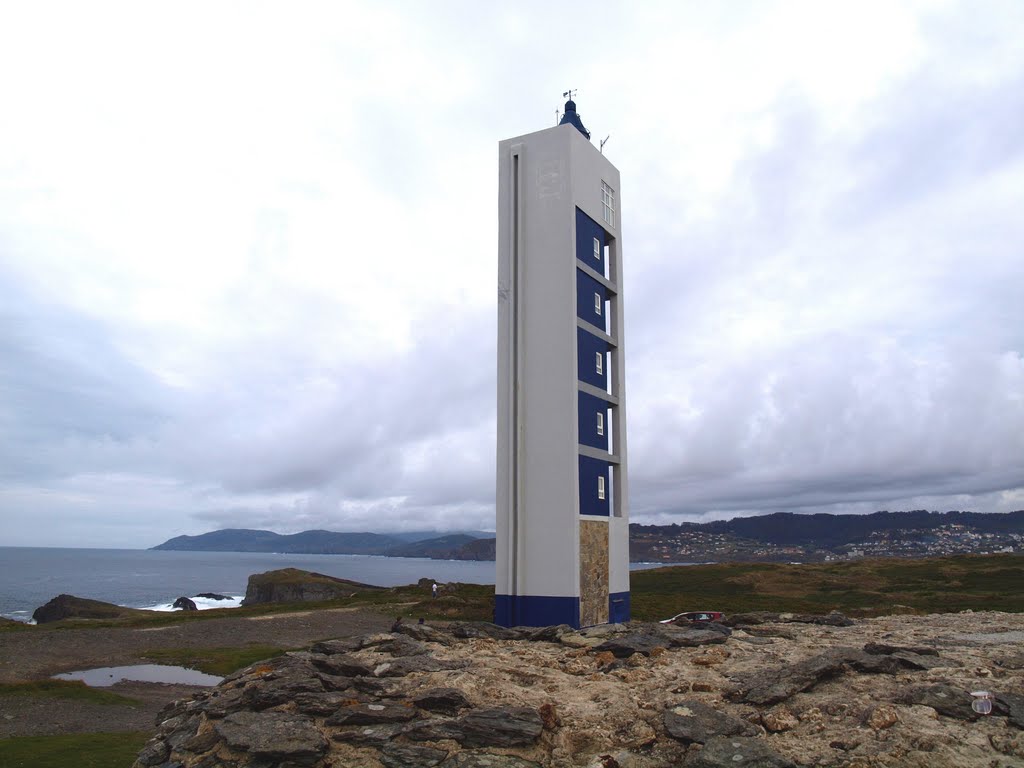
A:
495,98,630,628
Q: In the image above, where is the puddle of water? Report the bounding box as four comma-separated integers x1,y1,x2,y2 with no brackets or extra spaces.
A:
54,664,223,687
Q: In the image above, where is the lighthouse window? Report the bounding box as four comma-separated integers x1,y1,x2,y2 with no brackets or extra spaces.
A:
596,412,604,436
593,237,600,260
595,352,603,375
601,181,615,226
594,293,602,315
597,475,606,500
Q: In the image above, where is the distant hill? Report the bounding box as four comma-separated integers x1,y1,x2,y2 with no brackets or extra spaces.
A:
151,528,494,560
630,509,1024,563
153,510,1024,564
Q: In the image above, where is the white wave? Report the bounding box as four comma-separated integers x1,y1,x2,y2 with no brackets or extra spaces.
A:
146,595,245,612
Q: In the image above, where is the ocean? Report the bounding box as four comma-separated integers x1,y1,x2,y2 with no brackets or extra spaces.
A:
0,547,499,623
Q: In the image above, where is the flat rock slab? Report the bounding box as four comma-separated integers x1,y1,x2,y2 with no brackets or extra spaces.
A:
996,692,1024,729
898,684,978,720
374,656,466,677
325,701,419,726
684,736,797,767
412,687,472,715
663,700,759,744
214,711,328,760
730,649,857,705
407,707,543,748
438,754,543,768
380,742,449,768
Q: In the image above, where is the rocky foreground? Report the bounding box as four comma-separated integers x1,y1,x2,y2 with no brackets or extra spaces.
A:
137,611,1024,768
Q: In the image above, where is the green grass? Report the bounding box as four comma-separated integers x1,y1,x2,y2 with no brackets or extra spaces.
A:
141,645,287,675
17,553,1024,633
0,680,137,706
629,553,1024,620
0,732,149,767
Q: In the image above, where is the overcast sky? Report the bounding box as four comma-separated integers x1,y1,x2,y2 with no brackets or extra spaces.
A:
1,2,1022,549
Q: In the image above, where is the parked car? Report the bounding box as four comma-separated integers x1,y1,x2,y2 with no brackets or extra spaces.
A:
659,611,724,624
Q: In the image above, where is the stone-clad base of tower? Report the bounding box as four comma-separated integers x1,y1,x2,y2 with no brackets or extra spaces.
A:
494,593,630,629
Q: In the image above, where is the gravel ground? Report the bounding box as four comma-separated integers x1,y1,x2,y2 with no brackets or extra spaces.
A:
0,607,394,738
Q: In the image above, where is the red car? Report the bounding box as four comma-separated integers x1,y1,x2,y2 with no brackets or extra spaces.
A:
659,611,724,624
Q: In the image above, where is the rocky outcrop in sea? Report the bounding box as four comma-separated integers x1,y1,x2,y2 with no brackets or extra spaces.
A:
136,612,1024,767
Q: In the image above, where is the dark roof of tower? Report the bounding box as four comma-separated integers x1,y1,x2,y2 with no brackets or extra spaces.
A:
559,99,591,140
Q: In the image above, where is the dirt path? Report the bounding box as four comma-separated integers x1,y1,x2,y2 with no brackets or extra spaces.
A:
0,608,394,738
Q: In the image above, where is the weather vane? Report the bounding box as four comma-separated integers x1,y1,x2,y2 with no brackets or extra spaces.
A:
562,89,577,101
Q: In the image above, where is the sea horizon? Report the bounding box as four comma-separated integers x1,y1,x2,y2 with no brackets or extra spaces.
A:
0,546,670,623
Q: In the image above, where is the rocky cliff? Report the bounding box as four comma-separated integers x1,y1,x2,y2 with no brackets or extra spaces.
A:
136,611,1024,767
241,568,385,605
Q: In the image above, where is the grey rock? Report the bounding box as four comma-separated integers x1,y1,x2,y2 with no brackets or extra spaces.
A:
310,653,374,677
380,743,449,768
135,738,169,766
742,626,795,640
792,611,854,627
172,596,198,611
372,634,432,656
214,711,328,761
164,716,200,752
373,655,466,677
897,684,977,720
663,700,759,744
293,691,366,715
325,701,420,725
596,625,725,658
181,730,220,754
439,754,543,768
594,632,671,658
396,622,454,646
450,621,523,640
848,650,957,674
199,687,246,718
729,649,858,705
412,687,472,714
352,676,402,696
310,637,363,655
684,736,797,767
316,671,356,692
527,624,575,642
331,723,405,745
240,673,325,710
864,642,938,656
661,626,730,648
407,707,543,748
995,692,1024,729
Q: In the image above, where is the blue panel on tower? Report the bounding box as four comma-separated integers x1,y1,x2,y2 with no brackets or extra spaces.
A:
578,455,610,516
494,594,580,628
578,391,610,451
576,269,608,332
577,327,608,390
576,208,606,276
609,591,630,623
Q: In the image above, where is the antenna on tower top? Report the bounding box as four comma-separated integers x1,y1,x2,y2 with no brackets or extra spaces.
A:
600,135,610,153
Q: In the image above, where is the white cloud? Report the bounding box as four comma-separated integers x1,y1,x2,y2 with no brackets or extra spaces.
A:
1,1,1022,547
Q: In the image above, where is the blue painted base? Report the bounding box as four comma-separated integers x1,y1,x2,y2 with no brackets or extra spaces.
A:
609,591,630,624
494,594,580,628
494,592,632,628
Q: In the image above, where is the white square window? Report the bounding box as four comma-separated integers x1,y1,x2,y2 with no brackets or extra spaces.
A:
594,293,602,315
596,412,604,436
595,352,603,375
601,181,615,226
593,237,600,260
597,475,606,500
